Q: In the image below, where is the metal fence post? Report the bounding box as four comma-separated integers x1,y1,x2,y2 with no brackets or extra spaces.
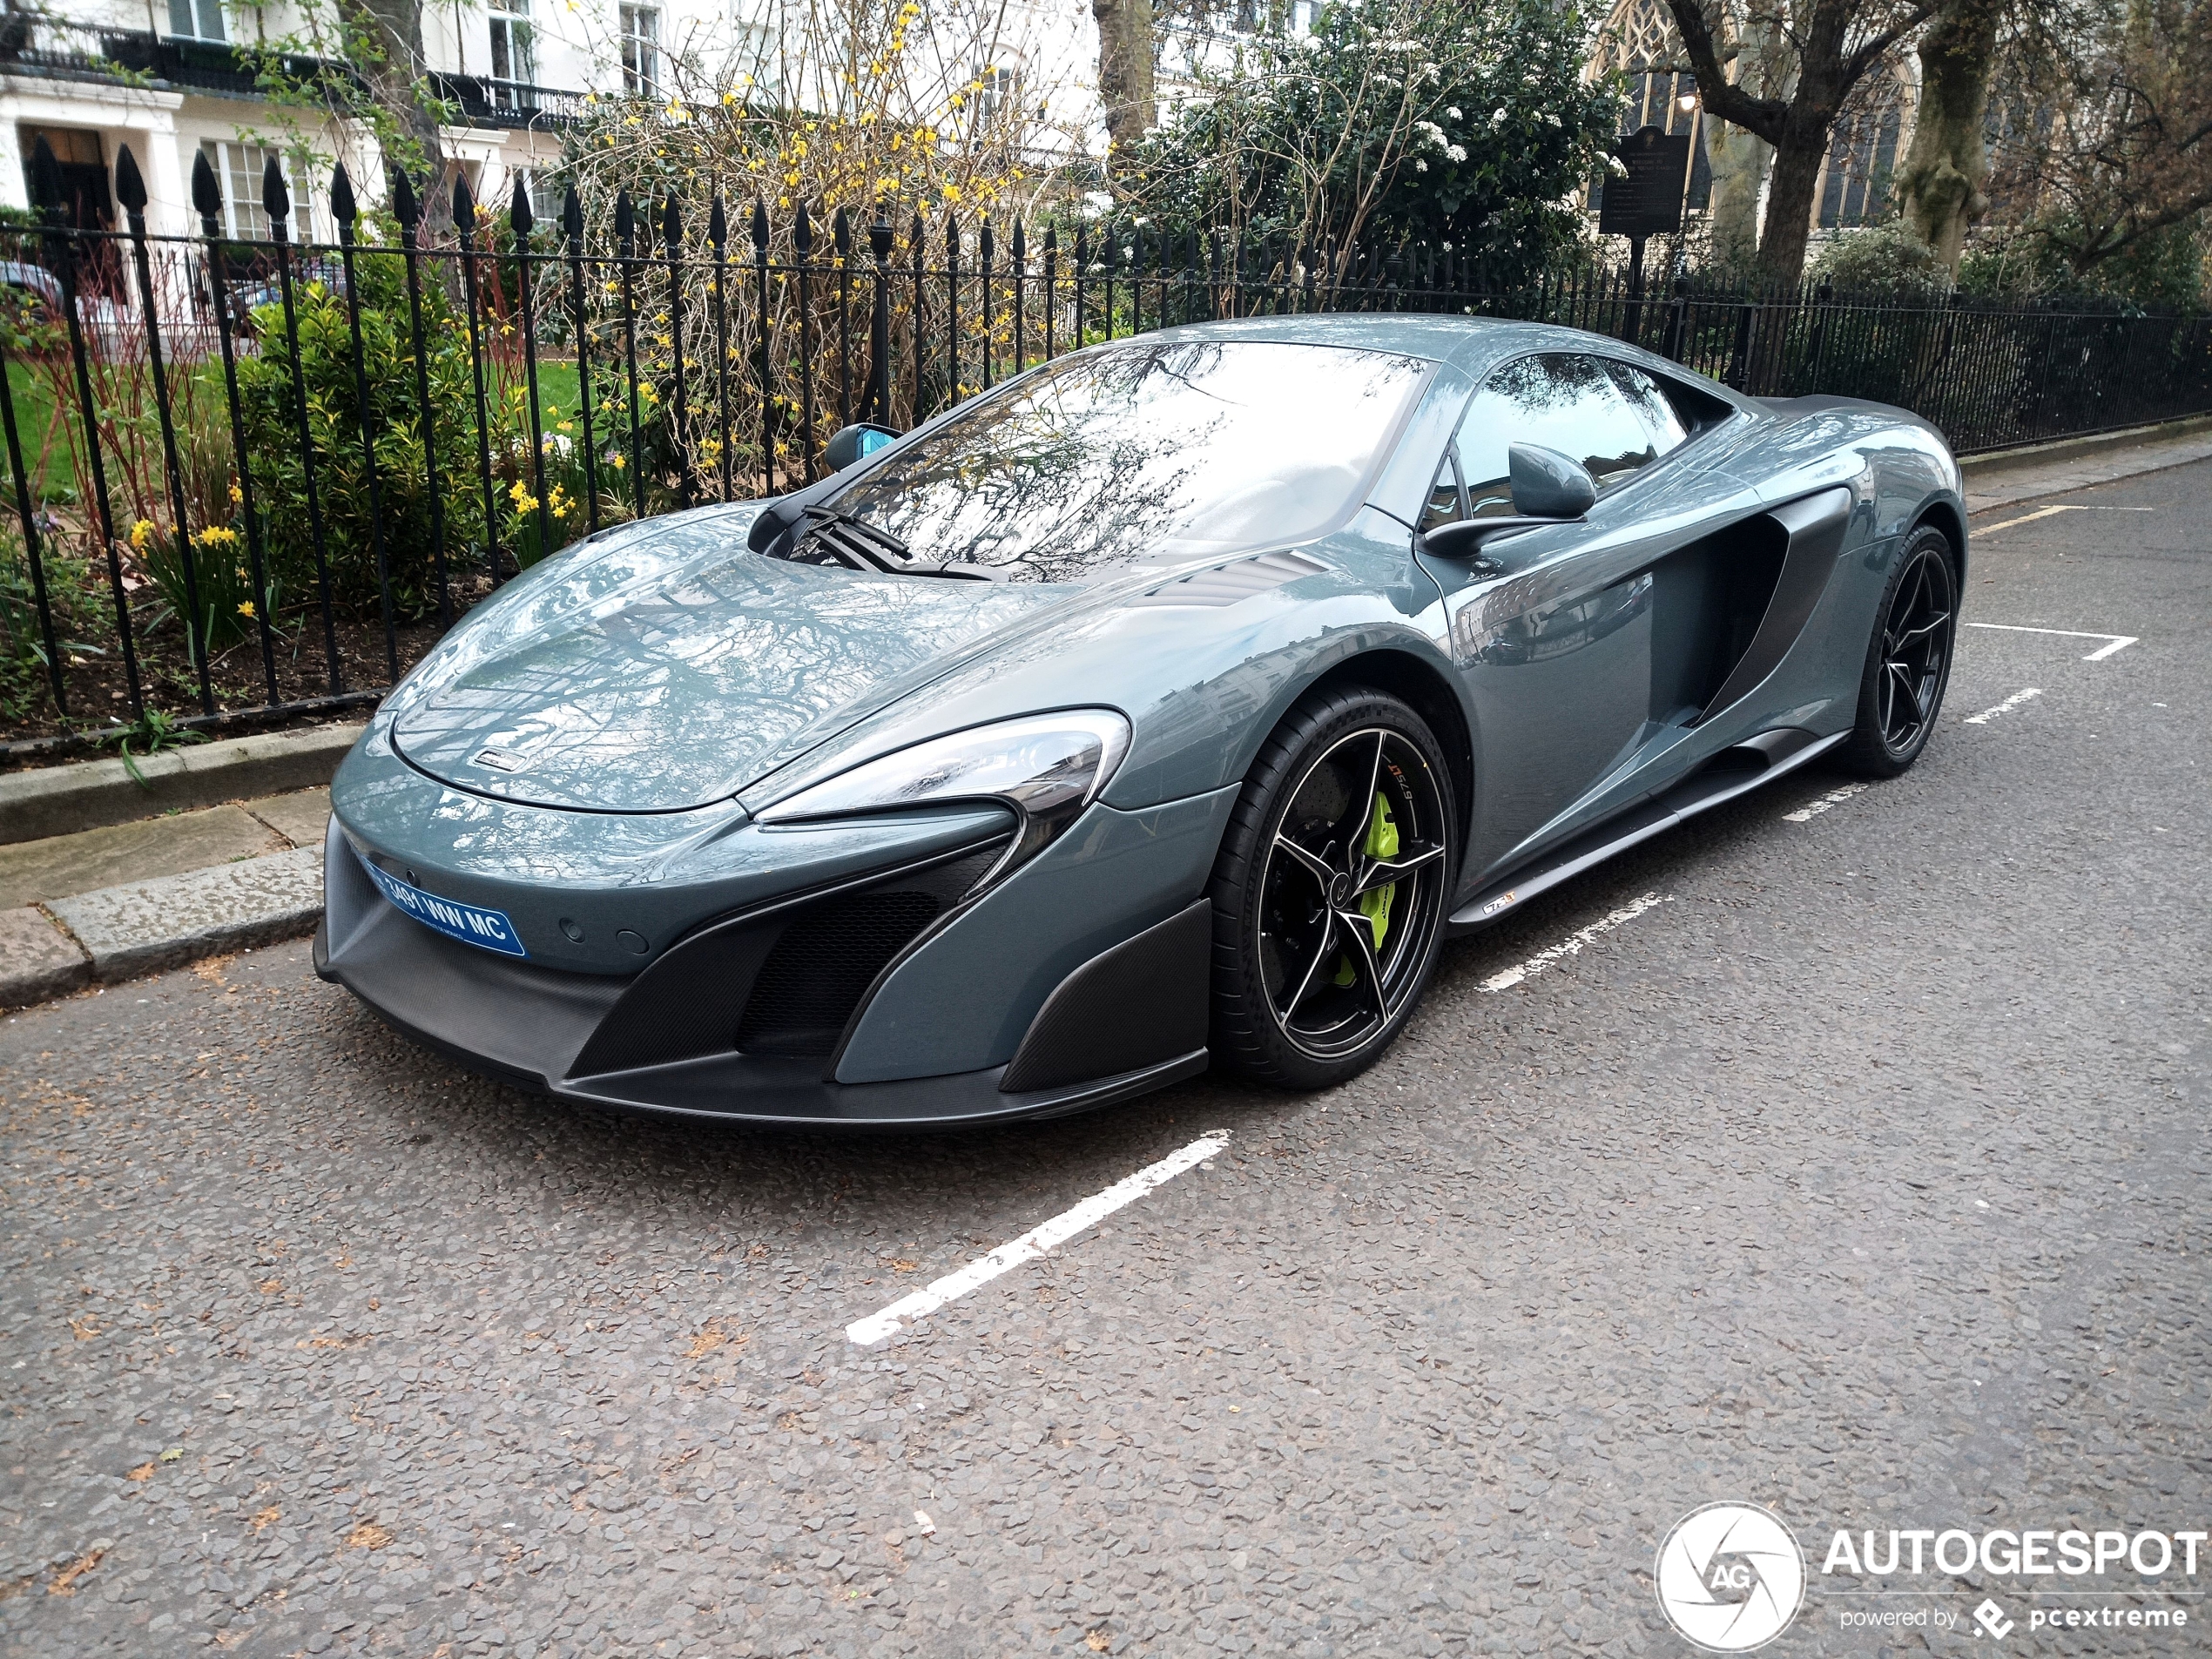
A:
329,164,399,683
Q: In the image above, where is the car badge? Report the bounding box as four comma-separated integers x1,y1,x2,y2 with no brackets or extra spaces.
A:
472,747,528,772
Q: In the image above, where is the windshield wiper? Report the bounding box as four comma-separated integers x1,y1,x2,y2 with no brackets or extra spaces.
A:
796,508,1005,581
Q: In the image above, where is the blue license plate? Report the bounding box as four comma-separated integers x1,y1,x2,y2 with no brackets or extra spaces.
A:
360,854,528,959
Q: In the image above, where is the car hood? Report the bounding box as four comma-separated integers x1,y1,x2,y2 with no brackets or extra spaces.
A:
389,509,1072,813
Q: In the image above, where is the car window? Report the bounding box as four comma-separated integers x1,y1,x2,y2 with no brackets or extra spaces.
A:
1603,361,1692,457
1454,353,1662,516
1422,443,1466,529
818,340,1433,583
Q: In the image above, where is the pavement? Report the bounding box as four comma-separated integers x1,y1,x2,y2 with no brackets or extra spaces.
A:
0,789,332,1006
0,450,2207,1659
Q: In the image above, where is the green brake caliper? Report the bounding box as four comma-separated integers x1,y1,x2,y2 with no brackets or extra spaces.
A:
1332,792,1399,987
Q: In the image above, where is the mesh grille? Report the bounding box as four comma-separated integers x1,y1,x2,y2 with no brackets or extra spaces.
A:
736,890,943,1056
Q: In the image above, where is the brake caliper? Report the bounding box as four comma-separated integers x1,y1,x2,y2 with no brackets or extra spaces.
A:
1332,792,1399,986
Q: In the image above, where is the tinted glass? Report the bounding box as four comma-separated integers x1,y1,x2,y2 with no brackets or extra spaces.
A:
1455,353,1662,515
1604,361,1693,456
819,341,1432,583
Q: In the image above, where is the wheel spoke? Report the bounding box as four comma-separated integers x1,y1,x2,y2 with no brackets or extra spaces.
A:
1272,833,1337,888
1273,922,1339,1022
1352,842,1445,897
1332,908,1390,1018
1894,609,1950,647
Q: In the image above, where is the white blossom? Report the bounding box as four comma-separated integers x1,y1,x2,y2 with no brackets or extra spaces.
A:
1414,158,1429,172
1447,143,1467,162
1447,105,1462,120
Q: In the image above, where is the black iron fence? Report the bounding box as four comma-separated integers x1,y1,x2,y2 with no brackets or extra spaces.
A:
3,134,2209,753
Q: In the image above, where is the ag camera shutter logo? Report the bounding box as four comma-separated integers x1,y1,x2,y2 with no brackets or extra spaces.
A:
1656,1501,1807,1651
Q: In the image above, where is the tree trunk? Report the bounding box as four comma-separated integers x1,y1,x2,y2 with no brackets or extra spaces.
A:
337,0,448,225
1897,0,2000,269
1706,120,1772,271
1755,116,1828,287
1093,0,1157,162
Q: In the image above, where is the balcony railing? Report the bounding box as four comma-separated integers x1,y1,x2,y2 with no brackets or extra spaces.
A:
0,21,583,127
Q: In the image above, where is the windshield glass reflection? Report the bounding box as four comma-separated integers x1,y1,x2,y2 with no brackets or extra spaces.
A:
813,341,1432,583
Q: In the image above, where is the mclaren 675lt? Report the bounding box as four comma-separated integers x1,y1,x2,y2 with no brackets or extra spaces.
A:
318,314,1964,1126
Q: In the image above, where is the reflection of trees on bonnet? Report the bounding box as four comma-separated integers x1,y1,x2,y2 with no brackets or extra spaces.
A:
826,341,1430,584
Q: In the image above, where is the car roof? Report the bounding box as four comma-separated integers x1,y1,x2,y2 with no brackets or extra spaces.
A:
1141,313,1752,403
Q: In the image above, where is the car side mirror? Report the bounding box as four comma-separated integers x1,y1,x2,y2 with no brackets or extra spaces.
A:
1508,442,1597,518
822,421,900,473
1421,444,1595,561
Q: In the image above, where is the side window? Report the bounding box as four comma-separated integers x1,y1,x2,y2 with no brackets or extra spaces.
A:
1454,354,1662,512
1603,361,1692,459
1422,443,1466,529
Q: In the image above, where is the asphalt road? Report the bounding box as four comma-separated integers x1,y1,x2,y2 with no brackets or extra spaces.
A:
4,457,2207,1659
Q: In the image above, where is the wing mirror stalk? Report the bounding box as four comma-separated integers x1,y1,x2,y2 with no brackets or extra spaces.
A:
1421,442,1598,562
747,422,901,555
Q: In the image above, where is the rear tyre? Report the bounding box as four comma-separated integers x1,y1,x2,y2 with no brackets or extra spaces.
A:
1208,688,1456,1091
1837,524,1958,778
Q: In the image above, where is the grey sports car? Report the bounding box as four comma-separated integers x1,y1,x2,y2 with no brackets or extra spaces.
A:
317,314,1965,1126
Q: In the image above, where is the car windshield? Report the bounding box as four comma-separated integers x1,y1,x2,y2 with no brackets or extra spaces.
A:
813,340,1432,583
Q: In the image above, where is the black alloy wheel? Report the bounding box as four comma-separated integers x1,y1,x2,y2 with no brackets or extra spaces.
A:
1210,688,1455,1089
1841,525,1959,777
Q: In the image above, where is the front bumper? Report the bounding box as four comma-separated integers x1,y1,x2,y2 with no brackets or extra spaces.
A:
314,806,1222,1130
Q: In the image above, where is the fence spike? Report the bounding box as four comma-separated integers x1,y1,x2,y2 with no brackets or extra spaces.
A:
752,197,770,252
833,205,851,258
513,173,535,239
331,162,357,236
563,182,583,244
1012,218,1026,262
614,189,633,252
708,193,728,250
392,166,419,229
795,199,813,254
191,146,223,219
661,192,679,248
114,144,147,215
453,170,475,234
262,155,290,226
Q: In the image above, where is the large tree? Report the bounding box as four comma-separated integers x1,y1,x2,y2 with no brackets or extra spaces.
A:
2006,0,2212,277
1663,0,1944,286
1095,0,1160,158
1895,0,2003,266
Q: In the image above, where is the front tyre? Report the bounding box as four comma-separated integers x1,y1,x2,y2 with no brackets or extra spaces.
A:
1838,524,1959,778
1208,688,1456,1090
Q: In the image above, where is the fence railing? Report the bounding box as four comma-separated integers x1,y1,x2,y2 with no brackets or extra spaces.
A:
3,135,2209,755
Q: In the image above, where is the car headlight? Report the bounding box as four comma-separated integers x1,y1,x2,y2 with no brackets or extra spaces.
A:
753,711,1131,886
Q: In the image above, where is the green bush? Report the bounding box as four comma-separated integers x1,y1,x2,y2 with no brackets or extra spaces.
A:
1808,223,1950,299
233,225,528,617
1114,0,1615,284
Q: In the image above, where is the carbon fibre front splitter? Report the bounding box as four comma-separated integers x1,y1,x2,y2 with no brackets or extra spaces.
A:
314,905,1207,1131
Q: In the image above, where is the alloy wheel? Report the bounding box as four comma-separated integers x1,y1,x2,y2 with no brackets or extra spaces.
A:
1258,726,1450,1062
1878,541,1956,757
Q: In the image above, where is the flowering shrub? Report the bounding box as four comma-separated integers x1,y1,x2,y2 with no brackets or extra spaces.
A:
1115,0,1618,284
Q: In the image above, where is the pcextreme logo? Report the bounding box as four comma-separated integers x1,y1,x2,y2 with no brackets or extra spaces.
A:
1656,1502,1807,1652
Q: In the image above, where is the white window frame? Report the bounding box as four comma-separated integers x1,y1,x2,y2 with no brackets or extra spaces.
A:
619,3,661,97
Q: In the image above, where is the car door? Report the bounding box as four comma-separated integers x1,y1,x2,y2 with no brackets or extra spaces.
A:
1415,353,1768,884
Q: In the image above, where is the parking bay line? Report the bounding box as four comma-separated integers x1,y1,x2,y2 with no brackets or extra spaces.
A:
1963,622,2139,661
1784,782,1868,821
846,1131,1231,1347
1965,686,2044,725
1479,892,1670,992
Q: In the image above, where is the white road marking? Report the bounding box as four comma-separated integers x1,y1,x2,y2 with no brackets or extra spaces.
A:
1975,503,2084,536
1964,686,2044,725
1784,783,1868,821
1974,504,2154,533
1479,893,1669,992
1964,622,2139,660
846,1131,1231,1346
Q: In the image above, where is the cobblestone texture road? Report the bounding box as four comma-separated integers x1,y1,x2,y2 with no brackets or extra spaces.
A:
3,460,2207,1658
